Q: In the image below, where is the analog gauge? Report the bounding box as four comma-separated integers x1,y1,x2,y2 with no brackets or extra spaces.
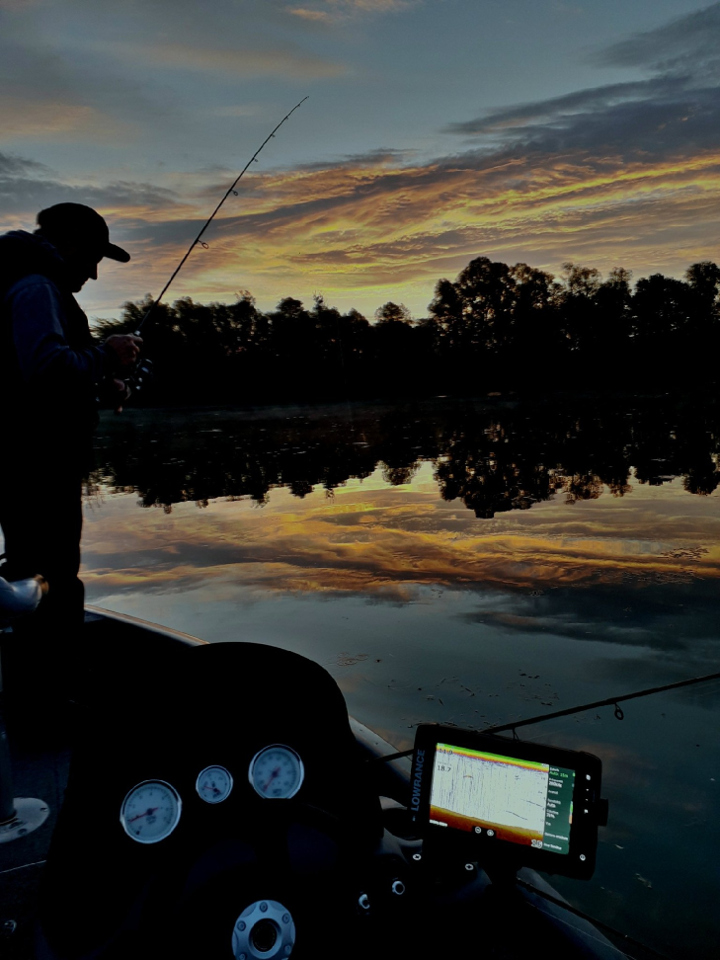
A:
249,745,304,799
120,780,181,844
196,765,233,804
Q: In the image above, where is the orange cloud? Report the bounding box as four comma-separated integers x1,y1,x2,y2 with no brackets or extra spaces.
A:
98,145,720,317
0,95,128,142
287,0,414,21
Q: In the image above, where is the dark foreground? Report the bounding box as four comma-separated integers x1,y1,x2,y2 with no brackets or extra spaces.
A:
1,609,634,960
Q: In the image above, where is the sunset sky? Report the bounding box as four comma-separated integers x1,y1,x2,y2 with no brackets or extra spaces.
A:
2,0,720,319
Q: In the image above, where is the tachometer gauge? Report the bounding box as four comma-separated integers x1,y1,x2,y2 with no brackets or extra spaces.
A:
249,745,304,799
120,780,181,844
196,765,233,804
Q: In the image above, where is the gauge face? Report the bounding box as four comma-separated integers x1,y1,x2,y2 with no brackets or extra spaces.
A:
249,745,304,799
196,765,233,804
120,779,181,844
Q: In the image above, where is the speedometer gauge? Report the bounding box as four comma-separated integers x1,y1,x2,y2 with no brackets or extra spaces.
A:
120,780,181,844
249,745,304,799
196,765,233,803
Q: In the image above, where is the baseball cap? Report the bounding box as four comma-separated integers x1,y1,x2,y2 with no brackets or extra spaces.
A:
36,203,131,263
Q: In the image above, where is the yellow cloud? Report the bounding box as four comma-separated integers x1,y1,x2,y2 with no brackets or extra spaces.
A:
287,7,335,22
81,144,720,318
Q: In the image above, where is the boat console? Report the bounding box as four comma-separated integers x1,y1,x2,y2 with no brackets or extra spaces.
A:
36,638,615,960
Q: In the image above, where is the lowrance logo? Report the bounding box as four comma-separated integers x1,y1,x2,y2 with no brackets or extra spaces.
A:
410,748,426,813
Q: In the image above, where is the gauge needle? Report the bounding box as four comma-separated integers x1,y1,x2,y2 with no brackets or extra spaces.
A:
128,807,159,823
263,767,281,792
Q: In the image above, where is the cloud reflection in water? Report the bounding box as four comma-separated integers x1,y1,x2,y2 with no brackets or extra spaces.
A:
83,460,720,654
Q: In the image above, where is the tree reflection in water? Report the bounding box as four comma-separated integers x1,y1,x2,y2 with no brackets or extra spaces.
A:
89,396,720,514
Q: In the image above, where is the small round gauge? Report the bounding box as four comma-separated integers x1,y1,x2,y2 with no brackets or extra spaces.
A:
249,744,304,799
120,779,181,844
196,765,233,804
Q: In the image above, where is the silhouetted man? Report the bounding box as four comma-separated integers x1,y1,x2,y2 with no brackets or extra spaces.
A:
0,203,141,717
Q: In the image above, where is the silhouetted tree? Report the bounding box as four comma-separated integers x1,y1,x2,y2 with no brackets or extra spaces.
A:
93,252,720,404
375,301,413,325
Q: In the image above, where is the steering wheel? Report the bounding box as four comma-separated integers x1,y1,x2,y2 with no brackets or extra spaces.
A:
38,642,392,960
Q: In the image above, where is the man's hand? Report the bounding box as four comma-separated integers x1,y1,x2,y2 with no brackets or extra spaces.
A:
112,377,132,414
104,334,143,370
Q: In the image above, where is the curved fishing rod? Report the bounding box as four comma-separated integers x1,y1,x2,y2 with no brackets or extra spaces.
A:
373,668,720,763
135,96,309,337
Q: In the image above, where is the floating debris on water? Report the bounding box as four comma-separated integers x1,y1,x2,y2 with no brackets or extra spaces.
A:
335,653,370,666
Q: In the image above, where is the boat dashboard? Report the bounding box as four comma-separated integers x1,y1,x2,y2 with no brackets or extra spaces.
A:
32,627,616,960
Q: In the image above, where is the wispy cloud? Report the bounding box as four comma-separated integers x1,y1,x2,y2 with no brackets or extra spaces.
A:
287,7,335,22
445,4,720,162
0,14,171,145
6,131,720,317
0,151,47,177
287,0,416,22
0,1,337,148
102,6,720,310
0,96,125,142
108,40,345,80
122,144,720,309
0,154,181,216
597,1,720,73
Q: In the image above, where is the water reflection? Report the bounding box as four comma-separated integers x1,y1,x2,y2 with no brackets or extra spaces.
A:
76,399,720,960
91,396,720,513
84,397,720,660
79,397,720,959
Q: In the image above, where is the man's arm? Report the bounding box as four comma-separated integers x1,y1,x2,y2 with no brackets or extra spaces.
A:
9,275,140,384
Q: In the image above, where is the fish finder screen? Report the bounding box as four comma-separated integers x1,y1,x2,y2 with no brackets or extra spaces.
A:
429,743,576,855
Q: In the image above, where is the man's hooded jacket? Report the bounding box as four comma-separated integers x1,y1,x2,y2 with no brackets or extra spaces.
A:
0,230,114,468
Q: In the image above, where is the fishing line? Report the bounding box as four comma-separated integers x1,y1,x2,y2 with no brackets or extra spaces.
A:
371,668,720,763
135,96,309,336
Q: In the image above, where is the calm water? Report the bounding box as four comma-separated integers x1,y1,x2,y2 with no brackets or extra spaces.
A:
82,397,720,959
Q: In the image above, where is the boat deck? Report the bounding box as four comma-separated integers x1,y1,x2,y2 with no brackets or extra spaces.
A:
1,743,68,958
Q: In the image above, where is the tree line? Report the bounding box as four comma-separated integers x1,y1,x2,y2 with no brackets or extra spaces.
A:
96,256,720,403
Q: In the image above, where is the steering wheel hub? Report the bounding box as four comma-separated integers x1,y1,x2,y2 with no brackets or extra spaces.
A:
232,900,296,959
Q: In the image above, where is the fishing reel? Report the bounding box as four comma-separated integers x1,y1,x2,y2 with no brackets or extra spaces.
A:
123,356,154,402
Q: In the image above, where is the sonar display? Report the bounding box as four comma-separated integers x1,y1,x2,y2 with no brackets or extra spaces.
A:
429,743,575,854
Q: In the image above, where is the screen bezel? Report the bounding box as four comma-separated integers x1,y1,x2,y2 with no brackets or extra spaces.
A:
409,724,603,880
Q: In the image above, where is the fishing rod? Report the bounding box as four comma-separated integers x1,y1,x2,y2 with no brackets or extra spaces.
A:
137,95,308,335
117,94,308,404
373,668,720,763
